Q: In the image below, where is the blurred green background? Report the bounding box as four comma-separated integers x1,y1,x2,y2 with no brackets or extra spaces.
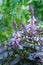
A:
0,0,43,43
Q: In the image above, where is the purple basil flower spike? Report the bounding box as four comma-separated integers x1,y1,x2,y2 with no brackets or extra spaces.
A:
11,21,20,45
20,22,28,38
11,31,23,49
27,6,36,30
29,6,34,16
12,21,20,37
20,22,27,32
11,21,23,49
13,21,18,32
11,33,20,45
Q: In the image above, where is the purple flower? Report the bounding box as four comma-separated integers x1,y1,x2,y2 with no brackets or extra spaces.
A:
20,22,28,38
32,36,39,42
11,21,21,46
41,46,43,51
39,59,43,62
27,6,36,30
27,16,36,30
26,6,38,36
13,21,18,32
11,31,23,49
29,6,34,16
12,31,20,37
11,32,20,46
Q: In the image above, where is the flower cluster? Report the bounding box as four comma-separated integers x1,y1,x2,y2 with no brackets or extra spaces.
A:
8,6,43,63
0,6,43,65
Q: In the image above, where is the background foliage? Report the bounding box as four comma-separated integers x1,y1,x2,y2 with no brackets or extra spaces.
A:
0,0,43,43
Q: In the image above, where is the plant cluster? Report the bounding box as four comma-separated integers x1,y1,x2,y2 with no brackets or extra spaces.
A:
0,6,43,65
